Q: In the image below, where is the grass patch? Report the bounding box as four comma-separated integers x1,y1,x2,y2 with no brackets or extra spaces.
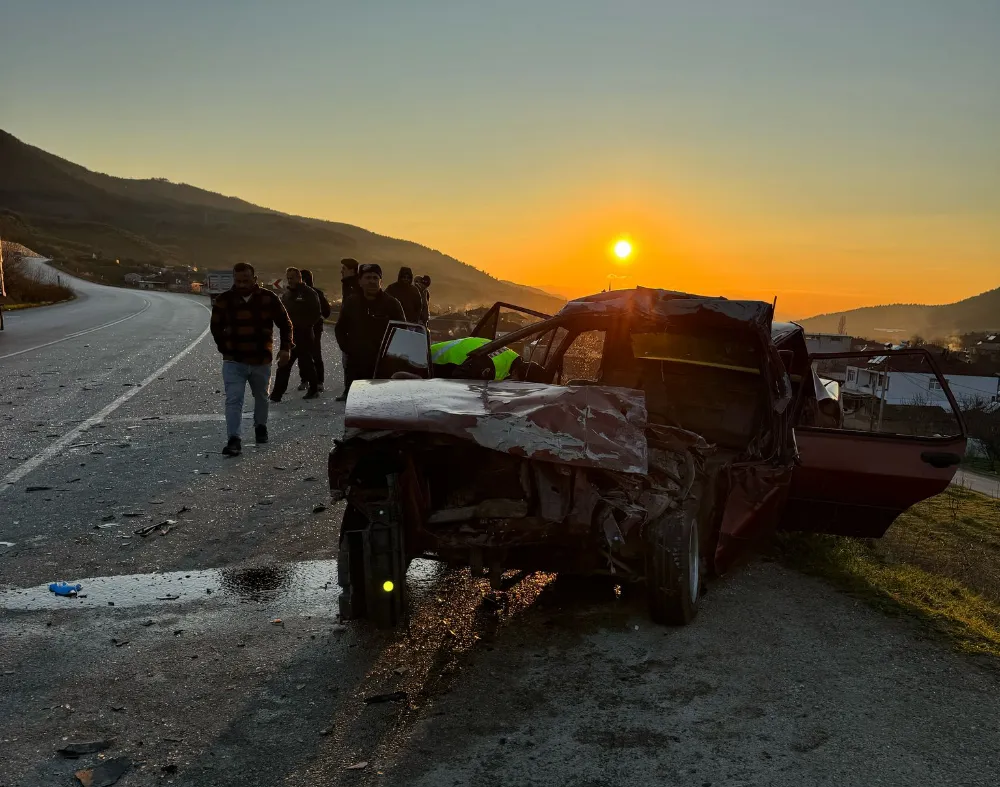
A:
777,486,1000,659
2,253,74,306
5,299,71,310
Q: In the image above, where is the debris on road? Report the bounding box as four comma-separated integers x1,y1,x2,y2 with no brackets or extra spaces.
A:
345,761,369,771
25,486,52,492
48,582,82,597
364,691,408,704
156,595,180,601
111,638,129,647
135,519,177,537
177,506,191,515
272,618,284,627
0,541,14,548
58,739,114,757
74,757,131,787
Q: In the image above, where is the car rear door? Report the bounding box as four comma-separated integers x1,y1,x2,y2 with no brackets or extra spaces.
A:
781,348,967,537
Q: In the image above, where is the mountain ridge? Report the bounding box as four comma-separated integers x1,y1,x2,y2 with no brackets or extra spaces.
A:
0,129,563,311
798,285,1000,339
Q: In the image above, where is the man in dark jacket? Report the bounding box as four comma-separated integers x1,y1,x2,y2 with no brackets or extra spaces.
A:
341,258,361,301
337,258,362,399
384,266,423,323
210,262,293,456
298,269,331,392
270,267,322,401
415,274,431,325
334,263,405,401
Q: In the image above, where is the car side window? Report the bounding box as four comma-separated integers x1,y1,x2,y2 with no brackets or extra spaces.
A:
557,330,606,385
800,352,964,438
518,326,566,368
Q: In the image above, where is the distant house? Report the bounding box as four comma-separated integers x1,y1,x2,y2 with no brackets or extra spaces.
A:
843,353,1000,410
804,332,861,384
804,332,852,355
973,334,1000,361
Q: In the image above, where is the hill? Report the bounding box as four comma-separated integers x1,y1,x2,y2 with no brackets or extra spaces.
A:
0,129,563,312
799,287,1000,341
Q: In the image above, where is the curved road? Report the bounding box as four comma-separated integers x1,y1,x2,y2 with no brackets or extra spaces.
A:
1,263,211,491
0,261,177,361
1,268,998,787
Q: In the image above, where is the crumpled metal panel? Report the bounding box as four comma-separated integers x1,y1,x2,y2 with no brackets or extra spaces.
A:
556,287,773,330
346,378,649,474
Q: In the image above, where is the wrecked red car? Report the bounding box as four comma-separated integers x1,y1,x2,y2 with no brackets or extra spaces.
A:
329,288,967,627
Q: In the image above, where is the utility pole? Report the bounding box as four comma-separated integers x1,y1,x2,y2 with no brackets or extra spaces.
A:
876,359,888,432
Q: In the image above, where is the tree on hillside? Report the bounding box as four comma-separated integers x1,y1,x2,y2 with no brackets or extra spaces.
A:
837,315,847,335
962,400,1000,471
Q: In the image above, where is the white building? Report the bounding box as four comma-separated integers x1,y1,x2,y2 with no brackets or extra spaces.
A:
844,362,999,409
804,333,852,354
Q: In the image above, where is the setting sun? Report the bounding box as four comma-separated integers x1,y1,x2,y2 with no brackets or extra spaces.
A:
614,239,633,260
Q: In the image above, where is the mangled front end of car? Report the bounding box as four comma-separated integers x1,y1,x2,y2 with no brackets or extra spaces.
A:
329,379,715,627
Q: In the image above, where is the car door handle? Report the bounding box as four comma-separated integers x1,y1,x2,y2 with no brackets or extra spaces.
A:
920,451,962,469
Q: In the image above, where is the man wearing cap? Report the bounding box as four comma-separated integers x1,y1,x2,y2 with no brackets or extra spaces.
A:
333,263,405,400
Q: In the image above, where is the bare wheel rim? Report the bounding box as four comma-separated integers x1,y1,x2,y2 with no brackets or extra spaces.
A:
689,520,700,599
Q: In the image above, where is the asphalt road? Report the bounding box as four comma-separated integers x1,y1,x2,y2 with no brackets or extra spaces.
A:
2,269,999,787
954,468,1000,499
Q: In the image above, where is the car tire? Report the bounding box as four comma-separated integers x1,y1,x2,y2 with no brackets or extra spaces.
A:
337,507,368,621
365,519,405,629
644,509,701,625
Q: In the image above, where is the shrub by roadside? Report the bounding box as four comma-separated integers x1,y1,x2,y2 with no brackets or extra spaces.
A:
777,486,1000,659
1,251,74,307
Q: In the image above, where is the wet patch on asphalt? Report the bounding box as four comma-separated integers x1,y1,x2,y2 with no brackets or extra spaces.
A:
0,558,446,612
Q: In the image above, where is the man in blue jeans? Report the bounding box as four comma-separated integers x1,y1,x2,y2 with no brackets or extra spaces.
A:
210,262,294,456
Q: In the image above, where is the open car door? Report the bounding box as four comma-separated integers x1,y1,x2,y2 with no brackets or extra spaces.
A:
782,348,968,537
374,322,432,380
470,302,551,341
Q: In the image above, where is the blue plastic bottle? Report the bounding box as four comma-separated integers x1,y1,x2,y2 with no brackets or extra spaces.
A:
48,582,82,596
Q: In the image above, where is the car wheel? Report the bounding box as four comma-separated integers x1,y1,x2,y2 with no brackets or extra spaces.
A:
644,509,701,625
337,506,368,621
365,516,406,629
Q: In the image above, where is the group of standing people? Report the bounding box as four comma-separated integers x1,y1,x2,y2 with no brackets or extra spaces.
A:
334,259,432,399
210,258,432,455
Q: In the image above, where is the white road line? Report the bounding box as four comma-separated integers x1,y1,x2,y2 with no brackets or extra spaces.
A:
0,299,152,361
0,323,212,495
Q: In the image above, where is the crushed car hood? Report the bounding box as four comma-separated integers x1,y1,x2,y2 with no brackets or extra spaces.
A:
345,379,649,474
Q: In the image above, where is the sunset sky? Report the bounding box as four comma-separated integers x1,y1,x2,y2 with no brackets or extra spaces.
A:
2,1,997,319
